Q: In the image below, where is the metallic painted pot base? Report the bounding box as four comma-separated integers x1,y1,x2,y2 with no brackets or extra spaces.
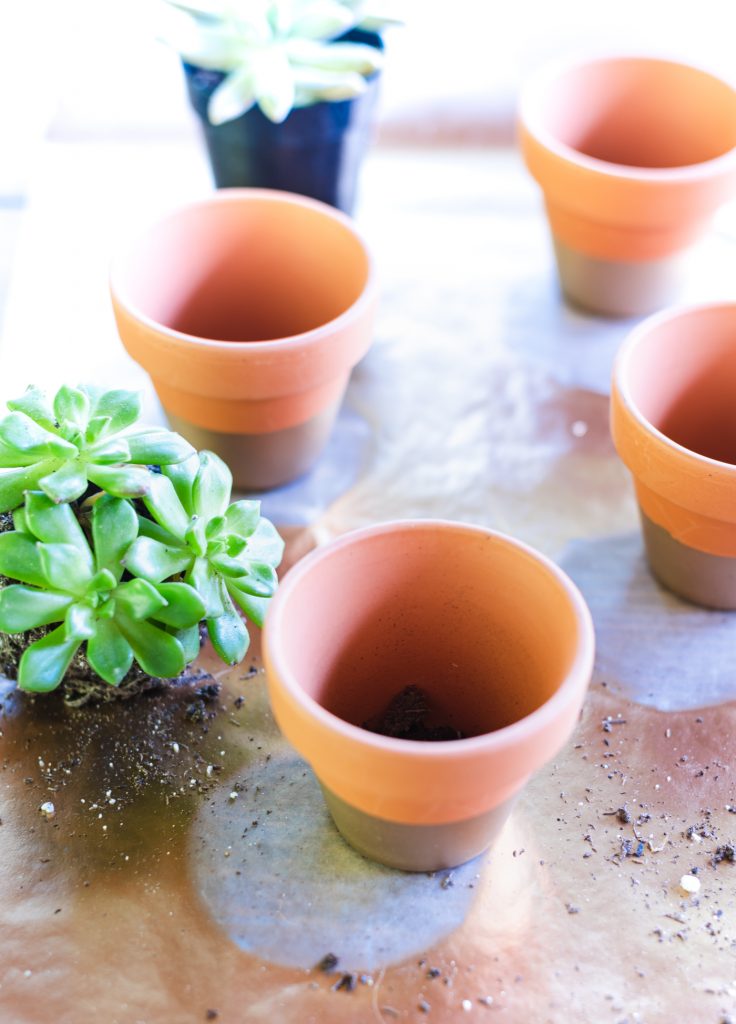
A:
321,785,516,872
641,511,736,610
553,238,686,318
166,404,339,492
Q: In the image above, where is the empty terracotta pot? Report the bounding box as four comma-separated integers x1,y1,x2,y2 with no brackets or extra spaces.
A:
611,303,736,608
110,189,376,490
263,520,595,871
519,56,736,316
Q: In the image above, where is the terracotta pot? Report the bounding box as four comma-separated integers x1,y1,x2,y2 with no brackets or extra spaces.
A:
182,30,383,214
611,302,736,608
110,189,376,491
263,520,594,871
519,56,736,316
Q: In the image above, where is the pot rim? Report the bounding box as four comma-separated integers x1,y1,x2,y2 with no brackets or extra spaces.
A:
109,187,377,354
612,300,736,476
519,52,736,184
264,519,595,761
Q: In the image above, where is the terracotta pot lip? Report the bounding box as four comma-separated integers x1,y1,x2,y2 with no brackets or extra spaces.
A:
264,519,595,759
519,53,736,184
109,187,377,353
612,300,736,475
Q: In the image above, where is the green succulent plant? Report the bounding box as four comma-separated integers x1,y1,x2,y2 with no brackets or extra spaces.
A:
160,0,402,124
124,449,285,666
0,492,206,692
0,384,194,513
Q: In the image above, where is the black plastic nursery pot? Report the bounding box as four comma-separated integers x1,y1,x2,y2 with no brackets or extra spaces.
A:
182,32,383,214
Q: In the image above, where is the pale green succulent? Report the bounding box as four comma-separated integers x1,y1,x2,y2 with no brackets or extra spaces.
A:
0,384,194,512
123,450,284,665
0,492,206,692
160,0,402,124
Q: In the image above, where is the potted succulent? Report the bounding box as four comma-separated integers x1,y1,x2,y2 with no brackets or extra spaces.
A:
0,383,284,701
159,0,402,212
263,520,595,872
110,188,376,492
518,55,736,317
611,302,736,609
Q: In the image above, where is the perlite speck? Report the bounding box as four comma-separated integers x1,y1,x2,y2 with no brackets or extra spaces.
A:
39,802,55,820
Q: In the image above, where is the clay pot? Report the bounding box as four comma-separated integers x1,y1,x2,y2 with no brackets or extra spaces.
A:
182,31,383,214
519,56,736,316
263,520,594,872
110,189,376,491
611,302,736,608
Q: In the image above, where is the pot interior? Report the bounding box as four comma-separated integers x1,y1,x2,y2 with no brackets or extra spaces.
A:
275,525,583,739
539,58,736,168
625,305,736,464
118,195,370,342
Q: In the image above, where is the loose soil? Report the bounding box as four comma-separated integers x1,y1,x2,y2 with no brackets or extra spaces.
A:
362,685,466,742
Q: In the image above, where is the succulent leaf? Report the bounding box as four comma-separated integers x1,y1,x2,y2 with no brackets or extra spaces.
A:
226,583,270,628
124,536,192,584
0,585,73,633
0,385,194,512
152,582,207,628
86,620,134,685
92,494,139,580
192,451,232,521
207,594,249,664
0,532,47,587
17,626,81,693
25,492,91,562
116,578,169,621
65,603,97,641
38,543,94,596
171,623,202,663
116,614,186,679
162,453,199,514
144,472,192,538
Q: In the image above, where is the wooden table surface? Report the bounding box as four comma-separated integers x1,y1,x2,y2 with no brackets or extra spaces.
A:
1,140,736,1024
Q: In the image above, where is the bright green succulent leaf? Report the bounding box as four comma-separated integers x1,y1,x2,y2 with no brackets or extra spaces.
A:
25,492,92,561
65,602,96,641
86,463,152,498
243,517,285,567
204,515,225,540
188,556,224,617
116,578,168,621
87,388,141,434
116,614,186,679
85,415,112,444
223,499,260,539
0,531,47,586
0,412,77,459
53,385,90,433
88,568,117,593
124,536,192,584
171,623,201,664
209,551,249,578
17,625,81,693
12,506,29,533
125,429,195,466
136,514,178,545
38,461,88,504
233,561,278,598
0,585,72,633
144,472,191,538
38,543,93,596
206,597,249,665
153,582,207,628
0,464,50,512
86,619,134,686
7,386,56,431
92,494,138,579
162,453,199,516
185,516,208,557
0,440,44,468
86,438,131,465
225,535,247,557
225,581,270,629
192,451,232,521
